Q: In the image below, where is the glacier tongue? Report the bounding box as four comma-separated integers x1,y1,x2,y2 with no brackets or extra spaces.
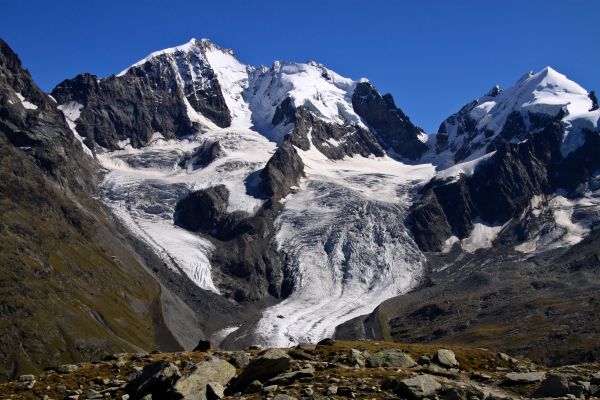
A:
251,144,436,347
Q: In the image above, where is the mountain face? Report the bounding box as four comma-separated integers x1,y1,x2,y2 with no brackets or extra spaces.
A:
0,39,174,380
2,36,600,377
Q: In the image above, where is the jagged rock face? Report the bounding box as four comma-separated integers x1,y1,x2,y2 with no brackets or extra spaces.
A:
51,39,233,151
51,72,197,151
174,185,230,233
410,121,600,252
259,141,305,201
286,105,385,160
352,81,427,160
0,40,95,192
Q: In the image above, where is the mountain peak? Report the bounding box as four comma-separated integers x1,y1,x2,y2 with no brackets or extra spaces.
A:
117,37,233,76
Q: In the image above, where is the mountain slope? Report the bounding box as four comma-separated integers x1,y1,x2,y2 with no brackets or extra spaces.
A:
0,39,207,380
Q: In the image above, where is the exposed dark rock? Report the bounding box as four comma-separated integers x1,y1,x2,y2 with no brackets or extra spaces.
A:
174,185,229,233
316,338,336,347
395,374,441,399
288,105,385,160
259,141,304,201
226,349,291,394
51,39,232,151
589,90,599,111
409,121,598,251
178,141,222,170
531,374,569,398
352,81,427,159
192,340,211,352
125,361,181,399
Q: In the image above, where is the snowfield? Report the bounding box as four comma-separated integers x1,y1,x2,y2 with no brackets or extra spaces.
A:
99,128,276,293
252,144,435,347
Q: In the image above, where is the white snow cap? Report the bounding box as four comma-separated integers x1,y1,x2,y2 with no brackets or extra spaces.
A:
115,38,369,142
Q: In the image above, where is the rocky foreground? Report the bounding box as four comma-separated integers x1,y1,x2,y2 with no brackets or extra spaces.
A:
1,340,599,400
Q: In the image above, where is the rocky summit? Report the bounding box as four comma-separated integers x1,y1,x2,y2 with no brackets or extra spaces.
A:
1,25,599,399
1,341,600,400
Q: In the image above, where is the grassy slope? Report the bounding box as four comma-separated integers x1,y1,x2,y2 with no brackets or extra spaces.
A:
0,133,164,380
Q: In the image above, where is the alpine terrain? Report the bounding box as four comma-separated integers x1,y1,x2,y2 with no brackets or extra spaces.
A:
1,36,599,390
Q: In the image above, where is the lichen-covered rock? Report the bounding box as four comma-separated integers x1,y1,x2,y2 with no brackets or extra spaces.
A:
366,349,417,368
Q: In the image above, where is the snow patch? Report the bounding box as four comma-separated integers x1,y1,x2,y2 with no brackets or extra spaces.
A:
15,92,38,110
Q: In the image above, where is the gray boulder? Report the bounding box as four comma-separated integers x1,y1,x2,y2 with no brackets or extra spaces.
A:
264,367,315,385
229,351,250,369
170,358,236,400
227,348,291,394
435,349,460,368
532,374,569,397
125,361,181,399
366,349,417,368
396,374,441,399
505,371,546,384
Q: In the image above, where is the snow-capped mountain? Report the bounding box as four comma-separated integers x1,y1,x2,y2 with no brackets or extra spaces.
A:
7,36,599,357
412,67,600,254
431,66,599,167
50,38,434,348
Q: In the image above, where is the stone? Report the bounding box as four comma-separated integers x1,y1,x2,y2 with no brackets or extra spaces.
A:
171,358,236,400
264,368,315,385
125,361,181,399
192,340,211,352
80,389,103,399
58,364,80,373
439,385,485,400
505,371,546,384
18,374,35,382
435,349,460,368
317,338,336,346
206,381,225,399
262,384,278,394
227,348,291,394
273,395,297,400
297,343,317,351
366,349,417,368
243,380,262,394
350,348,366,367
228,351,250,369
326,385,338,395
396,374,441,399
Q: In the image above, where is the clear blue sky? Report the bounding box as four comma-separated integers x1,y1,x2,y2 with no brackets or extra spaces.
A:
2,0,598,132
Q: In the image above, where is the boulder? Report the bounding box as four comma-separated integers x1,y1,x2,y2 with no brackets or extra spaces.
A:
273,395,297,400
193,340,211,352
531,374,569,397
264,367,315,385
316,338,336,346
57,364,79,373
125,361,181,399
170,358,236,400
505,371,546,384
435,349,460,368
206,381,225,400
227,348,291,394
366,349,417,368
396,374,441,399
229,351,250,369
